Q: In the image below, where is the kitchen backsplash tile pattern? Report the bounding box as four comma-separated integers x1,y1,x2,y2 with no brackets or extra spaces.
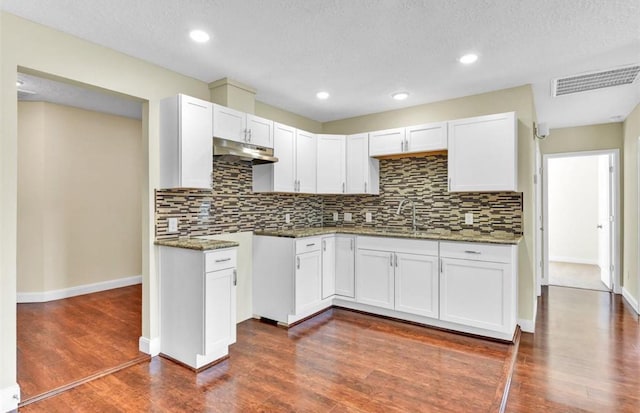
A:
155,154,522,239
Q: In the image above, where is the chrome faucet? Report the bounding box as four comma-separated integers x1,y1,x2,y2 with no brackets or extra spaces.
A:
396,198,417,232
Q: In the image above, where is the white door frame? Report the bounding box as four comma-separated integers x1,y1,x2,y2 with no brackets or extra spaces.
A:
541,149,621,293
534,141,543,296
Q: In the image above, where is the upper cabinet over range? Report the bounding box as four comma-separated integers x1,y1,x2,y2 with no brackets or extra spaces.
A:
213,104,274,148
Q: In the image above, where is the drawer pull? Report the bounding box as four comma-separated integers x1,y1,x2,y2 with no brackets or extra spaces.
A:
464,250,482,254
389,254,393,266
233,269,237,286
306,243,316,247
215,257,232,263
296,256,300,269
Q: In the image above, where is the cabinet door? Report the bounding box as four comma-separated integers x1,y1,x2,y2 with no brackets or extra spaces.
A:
246,114,273,148
212,104,246,143
179,95,213,188
321,237,336,299
368,128,406,156
204,268,234,355
272,122,296,192
439,257,512,333
295,129,317,193
395,253,439,318
448,112,517,192
335,236,355,297
356,249,394,309
317,134,346,194
295,250,322,314
347,133,379,194
405,122,447,153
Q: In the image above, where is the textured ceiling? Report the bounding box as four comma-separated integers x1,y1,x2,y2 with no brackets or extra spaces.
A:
17,73,143,119
3,0,640,127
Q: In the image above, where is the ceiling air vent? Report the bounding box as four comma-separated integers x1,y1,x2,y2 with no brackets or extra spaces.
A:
552,65,640,97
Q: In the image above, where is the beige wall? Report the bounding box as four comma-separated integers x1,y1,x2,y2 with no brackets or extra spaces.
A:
623,103,640,303
540,123,623,154
324,85,538,323
1,11,211,392
18,102,142,293
255,101,323,133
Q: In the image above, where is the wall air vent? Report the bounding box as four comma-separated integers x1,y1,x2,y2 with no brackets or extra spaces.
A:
552,65,640,97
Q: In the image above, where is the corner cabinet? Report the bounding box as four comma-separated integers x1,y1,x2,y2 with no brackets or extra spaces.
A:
447,112,517,192
160,94,213,189
346,133,379,194
159,246,237,370
439,241,517,338
252,123,317,193
334,235,355,297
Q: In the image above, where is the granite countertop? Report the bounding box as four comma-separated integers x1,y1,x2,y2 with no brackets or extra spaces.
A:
155,238,239,251
254,226,522,245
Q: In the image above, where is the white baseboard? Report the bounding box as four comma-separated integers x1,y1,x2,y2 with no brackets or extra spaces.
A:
622,287,639,315
549,256,599,266
139,336,160,356
0,383,20,413
17,275,142,303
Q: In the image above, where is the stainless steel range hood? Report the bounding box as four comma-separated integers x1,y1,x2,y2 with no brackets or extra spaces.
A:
212,137,278,164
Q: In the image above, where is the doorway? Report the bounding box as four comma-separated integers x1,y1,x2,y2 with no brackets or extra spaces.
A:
16,71,145,404
541,150,620,293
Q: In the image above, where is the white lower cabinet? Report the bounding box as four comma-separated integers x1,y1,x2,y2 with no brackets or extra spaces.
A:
160,246,237,370
253,235,332,325
395,253,439,319
356,249,395,309
334,235,355,297
321,236,336,299
439,241,517,337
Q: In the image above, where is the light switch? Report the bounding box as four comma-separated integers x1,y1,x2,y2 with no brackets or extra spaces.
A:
285,213,291,224
168,217,178,233
332,212,339,221
465,213,473,225
365,212,372,223
344,212,352,222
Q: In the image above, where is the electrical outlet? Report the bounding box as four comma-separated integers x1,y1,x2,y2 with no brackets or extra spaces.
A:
168,217,178,233
333,212,338,221
344,212,352,222
465,213,473,225
285,213,291,224
365,212,372,223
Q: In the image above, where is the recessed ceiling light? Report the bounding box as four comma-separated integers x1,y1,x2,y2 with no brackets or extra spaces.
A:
16,80,24,86
459,53,479,64
392,92,409,101
316,91,330,100
189,30,210,43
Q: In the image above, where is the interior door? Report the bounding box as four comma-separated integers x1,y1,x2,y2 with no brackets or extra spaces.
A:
597,155,612,289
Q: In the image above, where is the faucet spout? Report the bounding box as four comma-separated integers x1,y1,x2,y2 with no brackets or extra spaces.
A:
396,198,417,232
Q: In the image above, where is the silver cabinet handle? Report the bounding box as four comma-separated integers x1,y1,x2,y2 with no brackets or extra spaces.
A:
401,141,404,152
597,224,603,229
440,259,443,273
248,129,252,142
322,240,326,251
405,139,409,151
389,254,393,266
233,269,237,286
342,182,345,193
364,181,367,193
306,243,316,247
394,254,398,267
296,256,300,269
215,257,231,263
464,250,482,254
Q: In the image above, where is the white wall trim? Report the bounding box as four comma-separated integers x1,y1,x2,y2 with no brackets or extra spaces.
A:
139,336,161,356
622,287,639,315
0,383,20,413
548,256,599,266
17,275,142,303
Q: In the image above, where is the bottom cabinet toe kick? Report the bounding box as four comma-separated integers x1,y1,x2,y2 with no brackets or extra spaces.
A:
253,234,518,341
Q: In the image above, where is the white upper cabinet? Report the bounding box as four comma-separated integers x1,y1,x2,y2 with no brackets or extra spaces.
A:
368,128,405,156
405,122,447,153
317,134,347,194
160,94,213,189
213,104,274,148
246,114,274,148
252,123,316,193
346,133,379,194
368,122,447,157
448,112,517,192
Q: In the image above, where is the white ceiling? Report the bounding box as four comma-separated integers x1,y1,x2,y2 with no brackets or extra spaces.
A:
3,0,640,128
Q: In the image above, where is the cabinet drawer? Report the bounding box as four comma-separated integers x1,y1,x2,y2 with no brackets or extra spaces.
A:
357,236,438,256
205,248,237,272
439,241,513,264
295,237,322,254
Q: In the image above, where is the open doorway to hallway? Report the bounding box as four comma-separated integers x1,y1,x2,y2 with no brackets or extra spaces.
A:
543,151,619,292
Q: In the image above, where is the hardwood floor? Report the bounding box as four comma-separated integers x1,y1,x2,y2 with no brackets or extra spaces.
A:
21,308,517,412
506,286,640,412
17,284,145,403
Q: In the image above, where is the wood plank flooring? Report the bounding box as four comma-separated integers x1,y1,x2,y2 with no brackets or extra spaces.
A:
17,284,144,402
21,308,516,412
506,286,640,412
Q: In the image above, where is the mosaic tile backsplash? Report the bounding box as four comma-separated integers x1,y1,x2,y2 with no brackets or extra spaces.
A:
155,154,522,239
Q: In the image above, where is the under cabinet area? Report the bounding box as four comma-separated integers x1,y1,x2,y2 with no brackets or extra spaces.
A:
159,246,237,370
